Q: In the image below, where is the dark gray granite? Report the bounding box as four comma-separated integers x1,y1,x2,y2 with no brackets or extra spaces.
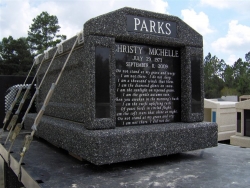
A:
84,7,202,47
25,114,217,165
83,36,116,129
24,7,217,165
35,7,204,129
181,46,204,122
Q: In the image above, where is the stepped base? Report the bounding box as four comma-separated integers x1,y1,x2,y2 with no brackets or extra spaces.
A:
230,135,250,148
24,114,218,165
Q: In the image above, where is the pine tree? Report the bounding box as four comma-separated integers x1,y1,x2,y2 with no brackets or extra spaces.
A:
27,11,66,55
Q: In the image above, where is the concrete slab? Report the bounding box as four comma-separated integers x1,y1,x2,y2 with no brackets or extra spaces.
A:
1,131,250,188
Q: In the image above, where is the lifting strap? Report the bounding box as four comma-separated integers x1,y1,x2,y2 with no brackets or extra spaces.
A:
3,60,36,124
5,56,45,133
17,34,80,181
5,47,60,146
0,59,37,139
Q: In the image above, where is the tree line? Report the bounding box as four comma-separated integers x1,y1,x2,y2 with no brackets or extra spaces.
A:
0,12,66,75
204,52,250,98
0,12,249,98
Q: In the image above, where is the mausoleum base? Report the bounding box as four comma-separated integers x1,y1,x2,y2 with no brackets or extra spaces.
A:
24,114,217,165
230,135,250,148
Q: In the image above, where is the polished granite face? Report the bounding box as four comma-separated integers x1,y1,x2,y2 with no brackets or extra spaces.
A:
26,7,217,165
114,43,181,126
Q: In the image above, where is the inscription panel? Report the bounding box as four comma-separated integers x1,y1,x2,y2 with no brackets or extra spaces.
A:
115,43,181,126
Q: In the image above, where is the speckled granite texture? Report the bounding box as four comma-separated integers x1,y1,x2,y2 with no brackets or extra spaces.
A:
25,7,218,164
84,8,202,47
36,36,86,123
25,114,217,165
35,7,204,129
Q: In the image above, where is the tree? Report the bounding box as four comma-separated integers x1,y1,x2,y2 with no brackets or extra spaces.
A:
221,87,239,96
245,51,250,62
204,53,225,98
0,36,34,75
27,11,66,55
223,65,234,88
232,58,250,95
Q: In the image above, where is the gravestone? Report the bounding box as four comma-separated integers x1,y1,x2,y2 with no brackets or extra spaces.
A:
25,7,218,165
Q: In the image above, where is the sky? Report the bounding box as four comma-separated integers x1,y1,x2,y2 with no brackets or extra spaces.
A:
0,0,249,66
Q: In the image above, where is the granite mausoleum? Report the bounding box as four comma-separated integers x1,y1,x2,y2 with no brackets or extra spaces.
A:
25,7,218,165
